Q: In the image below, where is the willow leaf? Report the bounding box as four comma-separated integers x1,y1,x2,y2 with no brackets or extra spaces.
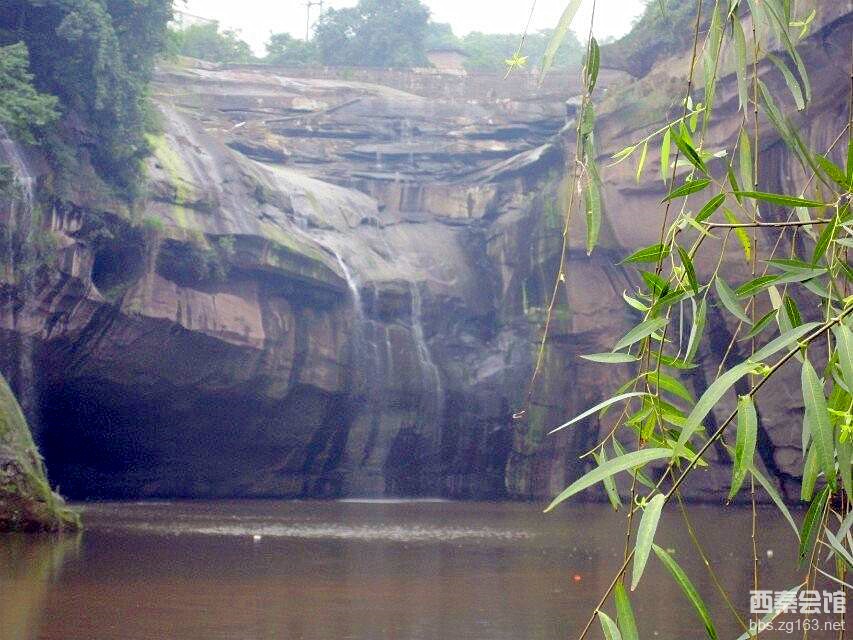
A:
585,172,602,255
732,13,748,112
832,323,853,391
660,127,671,182
751,322,820,362
598,611,623,640
548,392,648,435
677,246,698,294
671,128,708,174
738,129,753,192
695,194,725,223
581,353,640,364
653,545,718,640
714,276,751,324
734,191,827,208
741,309,778,341
635,140,648,183
750,463,799,537
815,155,850,191
724,209,752,263
631,494,665,591
621,243,670,264
735,275,779,298
664,178,710,202
544,449,672,513
614,583,638,640
799,486,829,563
595,447,622,511
767,52,805,110
800,444,818,502
685,297,707,365
678,361,757,448
541,0,583,78
838,435,853,504
728,395,757,500
613,317,669,352
585,37,600,91
801,358,836,489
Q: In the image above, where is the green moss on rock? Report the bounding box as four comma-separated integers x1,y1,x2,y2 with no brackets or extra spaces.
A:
0,375,79,532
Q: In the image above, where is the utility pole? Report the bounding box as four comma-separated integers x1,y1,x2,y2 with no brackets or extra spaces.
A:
305,0,324,40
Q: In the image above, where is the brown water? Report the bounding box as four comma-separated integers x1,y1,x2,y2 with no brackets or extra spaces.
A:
0,500,803,640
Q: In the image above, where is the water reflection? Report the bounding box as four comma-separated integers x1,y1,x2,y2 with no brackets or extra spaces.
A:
0,534,80,640
0,501,800,640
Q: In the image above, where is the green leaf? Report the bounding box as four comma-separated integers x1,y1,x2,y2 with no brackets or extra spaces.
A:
824,527,853,567
664,178,711,202
677,246,698,294
799,485,829,564
811,213,837,264
594,447,622,511
614,583,638,640
741,308,778,341
750,463,800,537
724,208,752,263
732,13,749,112
544,449,672,513
767,52,805,110
832,323,853,391
635,140,648,183
678,361,758,448
660,127,671,182
695,194,725,223
783,295,802,328
733,191,828,208
585,171,602,255
801,357,836,489
735,275,780,298
815,155,849,190
541,0,583,78
751,322,821,362
613,317,669,352
631,494,665,591
548,392,649,435
838,434,853,504
652,545,718,640
738,129,754,193
727,166,742,203
714,276,751,324
581,353,640,364
621,243,671,264
684,297,707,365
671,127,708,175
645,371,694,404
585,37,600,91
728,395,757,500
597,611,623,640
800,444,818,502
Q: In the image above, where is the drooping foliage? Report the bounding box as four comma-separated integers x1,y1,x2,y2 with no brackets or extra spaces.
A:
0,0,173,193
168,21,254,64
0,42,58,144
531,0,852,638
314,0,430,69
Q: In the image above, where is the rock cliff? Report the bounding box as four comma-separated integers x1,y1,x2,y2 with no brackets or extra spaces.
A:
0,6,849,503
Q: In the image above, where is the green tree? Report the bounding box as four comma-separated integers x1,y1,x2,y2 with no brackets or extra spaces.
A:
264,33,319,67
169,21,254,64
461,30,584,73
314,0,430,68
0,42,58,145
0,0,173,194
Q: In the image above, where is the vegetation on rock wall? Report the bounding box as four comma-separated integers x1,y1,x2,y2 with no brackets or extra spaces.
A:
0,374,79,532
0,0,172,194
0,42,58,145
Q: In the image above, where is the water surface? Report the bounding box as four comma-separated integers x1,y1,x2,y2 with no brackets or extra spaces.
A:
0,500,801,640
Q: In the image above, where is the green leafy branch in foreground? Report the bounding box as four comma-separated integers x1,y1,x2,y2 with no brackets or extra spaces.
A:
535,0,853,638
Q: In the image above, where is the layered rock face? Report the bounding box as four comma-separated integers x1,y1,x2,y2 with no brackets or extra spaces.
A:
0,7,849,502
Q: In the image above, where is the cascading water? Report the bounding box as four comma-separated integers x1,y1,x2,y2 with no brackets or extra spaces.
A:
409,282,444,444
0,123,38,426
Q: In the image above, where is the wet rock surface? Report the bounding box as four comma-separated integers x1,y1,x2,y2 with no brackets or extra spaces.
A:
0,8,849,502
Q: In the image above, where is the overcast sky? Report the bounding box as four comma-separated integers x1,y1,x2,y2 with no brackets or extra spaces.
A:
180,0,647,55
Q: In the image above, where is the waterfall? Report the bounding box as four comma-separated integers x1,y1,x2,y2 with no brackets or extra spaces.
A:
409,283,444,441
0,124,38,426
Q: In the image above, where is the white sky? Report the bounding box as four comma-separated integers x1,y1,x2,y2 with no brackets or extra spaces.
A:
179,0,647,55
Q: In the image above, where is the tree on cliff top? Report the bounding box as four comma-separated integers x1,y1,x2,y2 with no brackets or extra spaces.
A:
0,42,58,145
314,0,431,68
264,33,319,67
168,21,255,64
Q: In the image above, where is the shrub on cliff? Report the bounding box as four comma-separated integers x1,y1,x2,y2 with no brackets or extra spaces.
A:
0,42,58,145
168,21,255,64
0,0,172,195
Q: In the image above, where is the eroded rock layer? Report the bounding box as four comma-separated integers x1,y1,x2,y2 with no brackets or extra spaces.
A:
0,6,849,502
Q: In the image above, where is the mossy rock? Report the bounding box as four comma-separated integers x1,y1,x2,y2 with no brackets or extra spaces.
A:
0,375,79,532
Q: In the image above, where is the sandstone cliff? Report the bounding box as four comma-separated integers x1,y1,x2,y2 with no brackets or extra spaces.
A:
0,5,849,504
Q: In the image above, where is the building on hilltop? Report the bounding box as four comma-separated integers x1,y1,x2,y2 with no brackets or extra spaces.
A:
425,47,469,74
